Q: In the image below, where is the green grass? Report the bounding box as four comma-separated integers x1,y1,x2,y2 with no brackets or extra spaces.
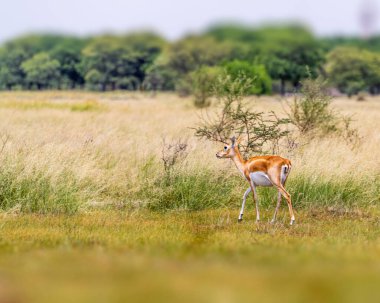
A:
260,174,379,209
0,164,81,214
69,99,105,112
0,156,378,215
141,169,242,211
0,209,379,303
138,160,379,212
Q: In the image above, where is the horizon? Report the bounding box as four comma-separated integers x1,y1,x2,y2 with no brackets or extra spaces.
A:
1,0,379,43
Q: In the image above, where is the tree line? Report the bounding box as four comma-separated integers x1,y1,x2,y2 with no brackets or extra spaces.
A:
1,24,380,95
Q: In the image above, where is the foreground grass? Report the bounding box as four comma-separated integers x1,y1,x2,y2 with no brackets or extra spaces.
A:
0,209,379,303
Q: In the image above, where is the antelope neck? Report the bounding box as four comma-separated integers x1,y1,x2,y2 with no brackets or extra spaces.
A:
231,148,247,177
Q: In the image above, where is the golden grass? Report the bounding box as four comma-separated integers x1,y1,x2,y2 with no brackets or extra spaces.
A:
0,91,379,207
0,91,379,302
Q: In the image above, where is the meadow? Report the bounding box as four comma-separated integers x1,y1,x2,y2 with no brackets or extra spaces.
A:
0,91,379,302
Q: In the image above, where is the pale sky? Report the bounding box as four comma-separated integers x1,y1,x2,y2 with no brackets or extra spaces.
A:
1,0,379,42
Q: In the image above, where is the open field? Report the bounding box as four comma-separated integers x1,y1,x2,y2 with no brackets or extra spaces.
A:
0,91,379,302
0,209,379,303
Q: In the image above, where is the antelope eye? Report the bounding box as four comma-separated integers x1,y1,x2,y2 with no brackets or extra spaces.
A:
224,146,228,150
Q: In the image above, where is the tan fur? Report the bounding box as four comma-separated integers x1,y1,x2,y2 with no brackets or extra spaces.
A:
216,137,295,224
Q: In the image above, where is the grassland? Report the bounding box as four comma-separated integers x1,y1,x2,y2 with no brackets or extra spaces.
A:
0,91,379,302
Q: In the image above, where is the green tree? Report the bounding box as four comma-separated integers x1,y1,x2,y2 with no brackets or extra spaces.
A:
258,30,324,95
0,48,27,89
80,33,165,91
49,38,87,89
326,47,380,95
143,53,176,92
3,34,68,57
207,25,324,94
223,60,272,95
84,69,105,91
168,36,235,76
21,52,61,89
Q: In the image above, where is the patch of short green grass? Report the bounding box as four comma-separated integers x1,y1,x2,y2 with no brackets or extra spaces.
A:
0,209,379,303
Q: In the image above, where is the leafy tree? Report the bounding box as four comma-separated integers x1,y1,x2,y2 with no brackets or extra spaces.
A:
122,32,167,84
49,38,87,89
168,36,235,76
0,48,28,89
321,36,380,53
81,36,137,90
326,47,380,95
84,69,105,91
207,25,325,94
81,33,165,91
143,65,176,91
21,52,61,89
259,35,324,94
143,54,176,91
0,35,88,90
223,60,272,95
3,35,67,57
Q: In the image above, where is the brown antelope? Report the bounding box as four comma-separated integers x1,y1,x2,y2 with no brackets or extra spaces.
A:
216,136,295,225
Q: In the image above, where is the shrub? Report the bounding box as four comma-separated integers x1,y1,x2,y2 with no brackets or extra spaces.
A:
284,77,360,146
175,76,193,97
194,72,289,157
161,138,188,173
284,77,335,134
190,66,223,108
283,77,360,148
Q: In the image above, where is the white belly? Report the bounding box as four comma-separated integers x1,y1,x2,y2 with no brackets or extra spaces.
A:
250,172,273,187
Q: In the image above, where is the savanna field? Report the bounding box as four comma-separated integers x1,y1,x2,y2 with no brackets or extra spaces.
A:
0,91,379,303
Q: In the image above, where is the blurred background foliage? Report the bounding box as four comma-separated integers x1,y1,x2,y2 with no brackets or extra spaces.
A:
1,24,380,95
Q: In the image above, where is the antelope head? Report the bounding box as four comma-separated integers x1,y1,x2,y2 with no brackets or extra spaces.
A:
216,136,241,159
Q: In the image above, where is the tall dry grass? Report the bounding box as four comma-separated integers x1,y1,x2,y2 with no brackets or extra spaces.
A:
0,91,378,214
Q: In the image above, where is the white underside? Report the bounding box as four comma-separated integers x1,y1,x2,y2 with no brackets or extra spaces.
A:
249,165,289,187
250,172,273,187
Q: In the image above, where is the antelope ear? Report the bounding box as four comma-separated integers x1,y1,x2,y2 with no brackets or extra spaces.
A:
230,136,236,146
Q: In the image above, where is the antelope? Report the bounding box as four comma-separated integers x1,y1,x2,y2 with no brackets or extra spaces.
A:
216,136,295,225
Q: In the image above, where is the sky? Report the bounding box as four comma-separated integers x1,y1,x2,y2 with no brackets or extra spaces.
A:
0,0,379,42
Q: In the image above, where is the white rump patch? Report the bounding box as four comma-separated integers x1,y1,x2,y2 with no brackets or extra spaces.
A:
281,165,289,185
250,172,272,187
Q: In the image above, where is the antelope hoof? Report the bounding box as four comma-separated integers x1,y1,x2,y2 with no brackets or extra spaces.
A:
270,219,276,224
290,219,295,226
238,217,243,223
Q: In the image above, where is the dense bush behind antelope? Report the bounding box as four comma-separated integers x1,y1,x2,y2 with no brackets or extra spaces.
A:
0,91,378,216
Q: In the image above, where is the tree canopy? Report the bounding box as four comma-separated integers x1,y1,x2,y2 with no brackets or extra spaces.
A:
0,26,379,95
